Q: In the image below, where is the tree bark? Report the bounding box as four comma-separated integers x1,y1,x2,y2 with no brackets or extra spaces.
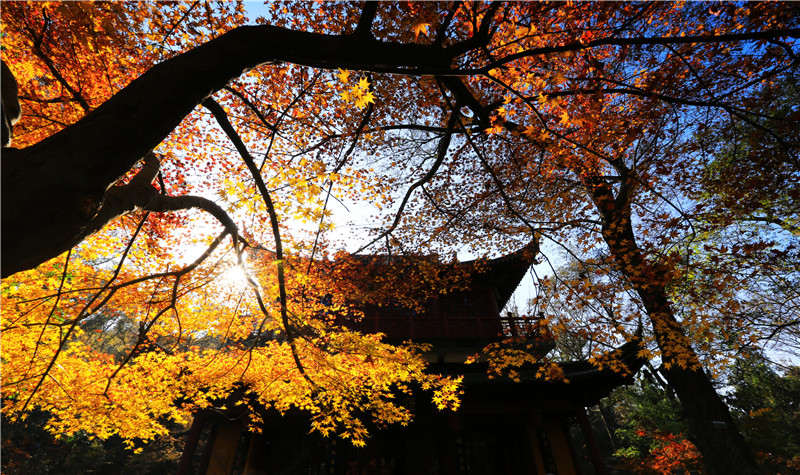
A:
588,182,759,475
1,25,452,277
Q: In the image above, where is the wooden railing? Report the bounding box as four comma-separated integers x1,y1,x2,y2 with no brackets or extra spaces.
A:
356,312,549,341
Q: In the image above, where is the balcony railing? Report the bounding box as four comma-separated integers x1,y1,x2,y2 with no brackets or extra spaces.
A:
355,311,549,341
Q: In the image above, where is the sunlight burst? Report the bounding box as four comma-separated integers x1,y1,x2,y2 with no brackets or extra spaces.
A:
218,263,251,291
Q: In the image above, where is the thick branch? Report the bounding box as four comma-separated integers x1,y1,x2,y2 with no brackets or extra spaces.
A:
354,2,378,39
4,22,793,278
2,24,452,276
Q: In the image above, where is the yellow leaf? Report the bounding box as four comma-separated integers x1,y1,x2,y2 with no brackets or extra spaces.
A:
413,22,430,40
359,91,375,108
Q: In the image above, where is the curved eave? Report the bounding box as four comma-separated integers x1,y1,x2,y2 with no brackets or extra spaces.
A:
458,240,539,309
446,338,646,406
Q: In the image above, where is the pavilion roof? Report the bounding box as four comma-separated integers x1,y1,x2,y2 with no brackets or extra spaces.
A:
455,240,539,310
346,239,539,309
449,336,647,406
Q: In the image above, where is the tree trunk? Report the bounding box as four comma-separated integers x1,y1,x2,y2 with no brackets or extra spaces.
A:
634,280,757,474
593,188,759,474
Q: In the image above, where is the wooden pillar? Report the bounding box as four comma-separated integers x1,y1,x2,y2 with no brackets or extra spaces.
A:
577,407,607,475
206,420,243,475
526,414,546,475
406,417,436,474
487,287,501,338
199,423,218,474
440,414,461,475
545,418,578,475
562,419,583,475
243,432,269,475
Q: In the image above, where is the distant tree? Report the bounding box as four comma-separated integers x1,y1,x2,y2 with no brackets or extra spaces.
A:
602,373,702,474
727,357,800,473
675,74,800,365
695,76,800,236
1,410,181,475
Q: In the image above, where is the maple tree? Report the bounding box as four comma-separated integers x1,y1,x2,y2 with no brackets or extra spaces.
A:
1,2,798,474
607,373,703,474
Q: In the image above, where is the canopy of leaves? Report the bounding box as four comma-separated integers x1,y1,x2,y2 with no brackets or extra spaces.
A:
1,4,797,469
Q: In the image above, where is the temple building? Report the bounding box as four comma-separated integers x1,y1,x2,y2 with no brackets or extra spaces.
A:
185,243,643,475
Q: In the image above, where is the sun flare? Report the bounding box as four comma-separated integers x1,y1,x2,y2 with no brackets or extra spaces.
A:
218,263,251,291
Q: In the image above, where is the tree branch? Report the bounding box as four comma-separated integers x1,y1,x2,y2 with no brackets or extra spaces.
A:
354,111,459,254
354,2,378,39
202,97,314,385
471,28,800,74
2,24,453,276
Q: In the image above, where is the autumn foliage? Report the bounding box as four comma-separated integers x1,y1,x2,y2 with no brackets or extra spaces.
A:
623,430,702,475
1,2,798,474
